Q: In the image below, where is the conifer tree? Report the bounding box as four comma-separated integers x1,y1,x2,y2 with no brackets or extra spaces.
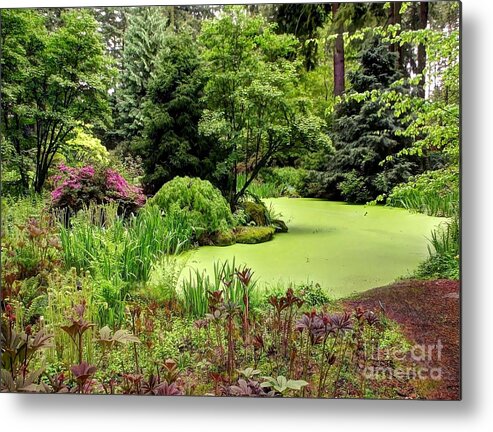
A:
326,38,416,203
115,7,168,140
133,32,223,194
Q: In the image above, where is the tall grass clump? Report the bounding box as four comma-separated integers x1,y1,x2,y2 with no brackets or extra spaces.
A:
180,259,261,318
57,203,122,274
120,205,193,282
415,209,460,280
387,167,459,217
237,167,307,199
237,173,284,199
58,203,194,286
181,269,210,318
387,167,460,280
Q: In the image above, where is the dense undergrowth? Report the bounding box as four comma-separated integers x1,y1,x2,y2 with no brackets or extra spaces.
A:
1,184,453,397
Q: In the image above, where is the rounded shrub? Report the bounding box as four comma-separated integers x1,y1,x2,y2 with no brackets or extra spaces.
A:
148,176,234,236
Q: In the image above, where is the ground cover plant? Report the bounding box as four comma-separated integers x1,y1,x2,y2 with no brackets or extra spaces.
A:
1,2,460,399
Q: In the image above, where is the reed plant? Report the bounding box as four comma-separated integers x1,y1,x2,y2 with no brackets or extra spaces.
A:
180,259,262,318
57,203,194,286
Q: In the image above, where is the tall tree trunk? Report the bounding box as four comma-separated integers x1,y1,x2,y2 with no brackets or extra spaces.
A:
417,1,429,98
389,1,404,71
34,166,46,193
332,3,345,97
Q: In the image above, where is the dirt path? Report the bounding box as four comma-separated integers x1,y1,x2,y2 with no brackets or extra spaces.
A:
344,279,460,400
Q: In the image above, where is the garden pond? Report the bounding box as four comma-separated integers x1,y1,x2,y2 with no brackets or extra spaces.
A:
178,198,444,298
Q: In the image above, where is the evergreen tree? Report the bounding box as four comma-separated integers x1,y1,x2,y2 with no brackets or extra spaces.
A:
133,32,222,194
325,38,416,203
91,7,127,68
115,7,168,141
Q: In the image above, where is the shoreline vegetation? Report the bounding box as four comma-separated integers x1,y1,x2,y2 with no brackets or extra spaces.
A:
1,3,459,399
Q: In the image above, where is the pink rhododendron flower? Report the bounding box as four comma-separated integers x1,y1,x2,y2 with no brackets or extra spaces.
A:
49,163,145,213
106,169,130,197
79,166,95,177
51,188,63,201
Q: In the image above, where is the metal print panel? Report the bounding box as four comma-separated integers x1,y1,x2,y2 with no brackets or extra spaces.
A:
0,1,461,400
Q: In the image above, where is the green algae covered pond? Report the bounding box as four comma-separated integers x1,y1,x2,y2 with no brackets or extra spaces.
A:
179,198,444,298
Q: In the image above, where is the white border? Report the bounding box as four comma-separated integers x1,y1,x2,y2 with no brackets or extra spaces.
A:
2,0,492,431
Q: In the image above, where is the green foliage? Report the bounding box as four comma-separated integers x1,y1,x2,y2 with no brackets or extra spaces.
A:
260,375,309,395
337,170,370,204
59,203,192,285
237,167,309,199
181,269,210,319
92,276,129,328
1,323,52,392
323,38,416,203
61,127,110,167
1,211,62,312
384,27,459,164
297,282,332,307
115,7,169,139
236,174,284,199
415,253,460,281
0,9,116,192
0,3,461,399
148,176,234,236
142,257,182,305
180,259,260,318
297,170,332,198
347,26,459,210
133,30,223,195
273,3,331,71
387,167,459,217
1,195,45,234
0,9,45,191
199,6,330,207
269,168,307,193
43,269,98,365
414,212,460,280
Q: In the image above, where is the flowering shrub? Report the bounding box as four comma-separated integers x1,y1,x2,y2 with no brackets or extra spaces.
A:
50,164,145,215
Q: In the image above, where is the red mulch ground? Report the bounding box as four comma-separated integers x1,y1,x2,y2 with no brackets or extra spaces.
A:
344,279,460,400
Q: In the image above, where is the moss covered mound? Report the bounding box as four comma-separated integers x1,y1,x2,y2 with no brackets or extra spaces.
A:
211,230,236,246
242,201,268,226
235,226,275,244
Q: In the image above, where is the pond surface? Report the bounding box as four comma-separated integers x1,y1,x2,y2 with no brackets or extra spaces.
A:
179,198,444,298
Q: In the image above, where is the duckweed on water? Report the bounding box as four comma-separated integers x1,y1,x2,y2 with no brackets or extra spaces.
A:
180,198,444,298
